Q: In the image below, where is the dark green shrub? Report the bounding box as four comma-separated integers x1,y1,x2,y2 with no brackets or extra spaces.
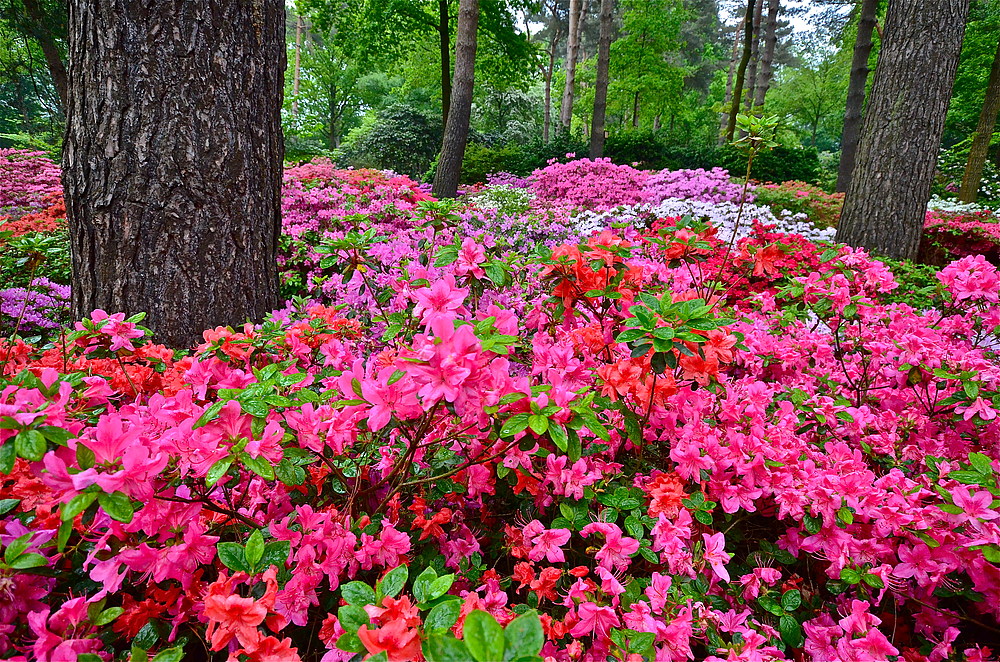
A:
338,104,442,178
875,258,941,310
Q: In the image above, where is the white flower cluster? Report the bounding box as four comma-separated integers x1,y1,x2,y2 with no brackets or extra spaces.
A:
570,198,838,244
926,195,996,215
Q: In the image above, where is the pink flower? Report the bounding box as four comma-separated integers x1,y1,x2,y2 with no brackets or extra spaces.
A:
702,532,731,582
957,397,997,421
570,601,620,639
523,520,571,563
411,275,468,324
952,486,999,521
580,522,640,571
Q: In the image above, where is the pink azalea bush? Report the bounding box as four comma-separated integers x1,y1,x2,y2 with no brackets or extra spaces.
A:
0,154,999,661
0,149,62,214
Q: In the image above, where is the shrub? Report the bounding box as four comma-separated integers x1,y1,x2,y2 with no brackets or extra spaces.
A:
337,104,442,178
753,180,844,228
921,208,1000,265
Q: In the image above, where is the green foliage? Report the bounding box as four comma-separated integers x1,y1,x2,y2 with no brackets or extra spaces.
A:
875,258,941,310
338,104,442,177
753,181,844,228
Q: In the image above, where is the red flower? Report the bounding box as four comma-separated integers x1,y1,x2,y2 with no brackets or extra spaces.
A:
357,619,423,662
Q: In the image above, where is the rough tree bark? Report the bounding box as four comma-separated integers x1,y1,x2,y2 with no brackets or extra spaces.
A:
959,36,1000,203
432,0,479,198
589,0,614,158
63,0,285,348
726,0,756,141
21,0,67,113
836,0,879,193
753,0,779,109
560,0,582,130
744,0,764,112
836,0,970,260
438,0,452,127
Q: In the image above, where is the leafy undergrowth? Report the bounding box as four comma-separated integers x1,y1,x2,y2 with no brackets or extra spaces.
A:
1,154,1000,661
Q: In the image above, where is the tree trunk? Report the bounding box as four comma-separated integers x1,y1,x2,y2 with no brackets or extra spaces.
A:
726,0,756,141
720,17,745,142
631,91,640,128
753,0,779,109
836,0,970,260
836,0,879,193
21,0,68,113
959,36,1000,202
543,4,562,144
439,0,452,127
63,0,285,348
590,0,614,158
292,13,303,118
560,0,582,130
329,82,340,149
432,0,479,198
745,0,764,113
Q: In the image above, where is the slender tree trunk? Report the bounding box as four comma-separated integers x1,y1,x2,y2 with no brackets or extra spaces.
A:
720,17,745,142
632,91,640,128
726,0,756,141
439,0,452,127
543,5,562,144
753,0,779,109
63,0,285,348
329,82,339,149
292,14,303,118
836,0,879,193
590,0,614,158
21,0,67,113
837,0,970,260
745,0,764,112
432,0,479,198
560,0,582,130
959,36,1000,202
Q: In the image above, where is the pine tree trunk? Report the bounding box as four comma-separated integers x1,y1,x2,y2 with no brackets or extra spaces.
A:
22,0,68,113
836,0,970,260
589,0,614,158
753,0,779,109
959,36,1000,203
439,0,452,127
560,0,582,130
719,17,745,142
432,0,479,198
726,0,756,141
63,0,285,348
836,0,879,193
745,0,764,112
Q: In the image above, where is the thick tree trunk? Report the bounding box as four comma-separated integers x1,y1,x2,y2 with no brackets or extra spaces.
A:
439,0,452,127
589,0,614,158
753,0,779,109
836,0,879,193
836,0,970,260
745,0,764,112
560,0,582,130
720,17,745,143
63,0,285,348
726,0,756,141
21,0,67,113
959,36,1000,202
432,0,479,198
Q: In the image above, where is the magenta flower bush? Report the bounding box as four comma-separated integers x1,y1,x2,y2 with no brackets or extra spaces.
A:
0,149,62,214
0,153,999,661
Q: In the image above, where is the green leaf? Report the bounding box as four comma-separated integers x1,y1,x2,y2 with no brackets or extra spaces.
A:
151,647,186,662
275,459,306,486
335,631,365,653
840,568,861,585
193,401,226,429
0,499,18,516
76,443,96,470
862,573,885,589
413,566,438,603
970,452,994,475
485,262,506,286
15,429,46,462
3,533,31,564
548,423,567,451
260,540,290,570
217,542,250,573
9,552,47,569
527,414,548,436
423,633,473,662
342,581,376,606
780,589,802,612
378,564,408,599
500,414,530,437
779,614,803,648
616,328,647,343
97,491,135,523
61,492,97,521
836,507,853,526
464,610,504,662
0,441,14,474
425,598,462,632
503,611,544,660
428,574,456,601
240,453,275,481
206,456,234,487
245,530,265,569
95,607,125,626
337,604,370,632
629,630,656,653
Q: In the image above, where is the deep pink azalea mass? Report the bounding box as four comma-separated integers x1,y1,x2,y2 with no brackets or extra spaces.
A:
0,153,999,661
